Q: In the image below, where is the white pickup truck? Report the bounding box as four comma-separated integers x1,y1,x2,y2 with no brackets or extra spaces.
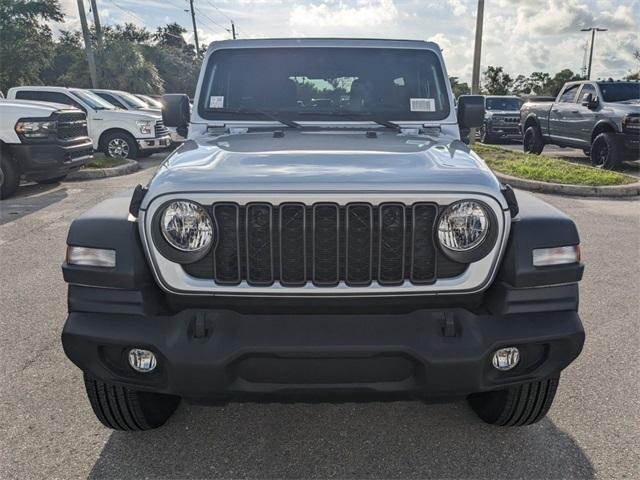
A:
7,87,171,159
0,99,93,199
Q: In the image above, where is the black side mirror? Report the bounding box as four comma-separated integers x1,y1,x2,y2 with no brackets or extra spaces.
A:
457,95,485,129
162,94,190,129
581,93,598,109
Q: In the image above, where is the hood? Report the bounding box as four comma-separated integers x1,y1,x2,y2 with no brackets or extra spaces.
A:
145,130,503,203
603,101,640,112
100,109,160,121
0,99,71,115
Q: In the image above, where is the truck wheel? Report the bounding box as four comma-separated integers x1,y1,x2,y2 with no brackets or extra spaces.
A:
523,126,544,155
36,175,67,185
83,374,180,431
101,131,138,159
480,126,494,144
590,132,621,169
0,152,20,200
467,376,559,426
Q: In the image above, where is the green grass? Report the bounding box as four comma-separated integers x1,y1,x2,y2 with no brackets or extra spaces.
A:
472,144,636,186
83,156,128,169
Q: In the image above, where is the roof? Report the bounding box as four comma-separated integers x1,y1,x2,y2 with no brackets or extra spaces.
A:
207,38,439,52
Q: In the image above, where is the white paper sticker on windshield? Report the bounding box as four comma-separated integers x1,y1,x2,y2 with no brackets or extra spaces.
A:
410,98,435,112
209,96,224,109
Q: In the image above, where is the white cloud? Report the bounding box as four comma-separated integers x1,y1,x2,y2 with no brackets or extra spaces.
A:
289,0,398,30
447,0,467,16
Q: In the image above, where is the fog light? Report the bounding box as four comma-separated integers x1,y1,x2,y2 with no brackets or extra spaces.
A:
492,347,520,371
128,349,157,372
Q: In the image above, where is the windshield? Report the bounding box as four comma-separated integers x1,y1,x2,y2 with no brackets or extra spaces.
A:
70,89,115,110
199,47,450,122
597,82,640,102
486,97,522,111
137,94,163,108
116,91,152,109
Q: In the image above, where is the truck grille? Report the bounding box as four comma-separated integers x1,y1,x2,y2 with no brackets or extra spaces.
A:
154,120,169,137
56,112,88,140
184,202,468,287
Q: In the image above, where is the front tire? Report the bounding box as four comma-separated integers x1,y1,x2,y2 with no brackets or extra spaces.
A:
83,374,180,431
0,152,20,200
523,126,544,155
480,125,494,144
590,132,621,169
468,376,560,426
101,131,138,159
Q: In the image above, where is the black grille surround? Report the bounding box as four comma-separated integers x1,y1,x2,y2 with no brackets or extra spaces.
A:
183,202,468,287
57,112,88,140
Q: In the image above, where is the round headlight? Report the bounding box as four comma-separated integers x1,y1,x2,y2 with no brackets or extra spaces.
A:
161,200,213,252
438,201,489,252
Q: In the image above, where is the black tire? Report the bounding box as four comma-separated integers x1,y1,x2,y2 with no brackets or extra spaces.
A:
36,174,67,185
83,374,180,431
100,131,139,159
468,376,559,426
590,132,622,169
480,125,494,144
523,126,544,155
0,152,20,200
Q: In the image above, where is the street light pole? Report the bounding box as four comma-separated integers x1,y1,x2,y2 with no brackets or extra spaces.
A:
189,0,201,55
469,0,484,145
581,27,608,80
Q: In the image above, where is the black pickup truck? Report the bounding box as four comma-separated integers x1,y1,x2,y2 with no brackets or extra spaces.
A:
520,80,640,168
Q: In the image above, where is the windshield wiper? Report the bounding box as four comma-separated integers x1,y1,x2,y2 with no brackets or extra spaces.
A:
298,111,401,130
232,108,300,129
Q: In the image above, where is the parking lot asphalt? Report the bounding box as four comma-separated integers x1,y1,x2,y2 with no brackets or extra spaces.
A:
1,155,638,479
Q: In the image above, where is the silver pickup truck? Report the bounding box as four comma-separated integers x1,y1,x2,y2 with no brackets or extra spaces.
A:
61,38,585,431
520,80,640,168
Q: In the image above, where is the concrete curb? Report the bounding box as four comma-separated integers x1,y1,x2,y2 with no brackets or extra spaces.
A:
493,171,640,198
67,159,139,181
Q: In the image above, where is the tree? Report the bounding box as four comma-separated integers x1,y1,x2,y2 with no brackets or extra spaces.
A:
482,66,513,95
546,69,582,97
449,76,470,98
0,0,63,92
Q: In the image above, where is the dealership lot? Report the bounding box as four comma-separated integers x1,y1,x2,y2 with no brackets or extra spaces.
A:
0,159,638,479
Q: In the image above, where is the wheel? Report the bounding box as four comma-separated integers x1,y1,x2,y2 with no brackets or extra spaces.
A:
83,374,180,431
468,376,559,426
0,151,19,200
101,131,138,159
480,125,494,144
36,175,67,185
590,132,622,169
523,126,544,155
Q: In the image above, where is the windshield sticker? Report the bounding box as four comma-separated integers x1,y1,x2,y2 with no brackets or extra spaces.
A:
410,98,435,112
209,96,224,109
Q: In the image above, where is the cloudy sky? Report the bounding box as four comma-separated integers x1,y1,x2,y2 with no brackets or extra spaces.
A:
55,0,640,82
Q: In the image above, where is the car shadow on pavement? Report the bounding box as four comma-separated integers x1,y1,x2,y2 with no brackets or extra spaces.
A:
88,400,594,479
0,183,68,225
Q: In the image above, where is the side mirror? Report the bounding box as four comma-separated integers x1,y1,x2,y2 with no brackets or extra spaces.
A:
581,93,598,109
457,95,485,129
162,94,190,129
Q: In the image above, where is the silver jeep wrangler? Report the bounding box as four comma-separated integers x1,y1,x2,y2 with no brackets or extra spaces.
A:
62,39,584,431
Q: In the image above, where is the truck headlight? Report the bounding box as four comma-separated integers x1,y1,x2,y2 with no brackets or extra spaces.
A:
160,200,213,252
136,120,153,135
437,200,496,263
15,120,57,138
623,114,640,132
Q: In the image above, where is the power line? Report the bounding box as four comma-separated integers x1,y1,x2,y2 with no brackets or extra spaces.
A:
194,6,231,33
101,0,186,41
204,0,233,22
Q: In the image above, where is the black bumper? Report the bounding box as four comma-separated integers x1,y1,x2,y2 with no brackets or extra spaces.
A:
486,124,522,139
10,139,93,180
62,307,584,402
620,132,640,158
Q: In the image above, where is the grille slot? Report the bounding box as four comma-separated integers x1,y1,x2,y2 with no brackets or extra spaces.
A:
57,112,88,140
182,202,469,287
154,120,169,137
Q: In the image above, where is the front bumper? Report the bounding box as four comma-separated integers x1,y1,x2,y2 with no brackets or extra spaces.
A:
62,307,584,402
10,138,93,180
620,131,640,158
486,124,522,139
137,134,172,151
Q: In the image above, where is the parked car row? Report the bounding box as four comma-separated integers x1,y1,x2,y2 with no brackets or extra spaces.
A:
0,86,189,199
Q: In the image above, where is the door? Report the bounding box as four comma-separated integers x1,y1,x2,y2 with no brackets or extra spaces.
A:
573,83,599,146
549,84,581,144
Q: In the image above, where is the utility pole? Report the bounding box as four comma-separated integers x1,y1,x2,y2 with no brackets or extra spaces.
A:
581,27,608,80
76,0,98,88
231,21,236,39
90,0,104,49
469,0,484,144
189,0,201,55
